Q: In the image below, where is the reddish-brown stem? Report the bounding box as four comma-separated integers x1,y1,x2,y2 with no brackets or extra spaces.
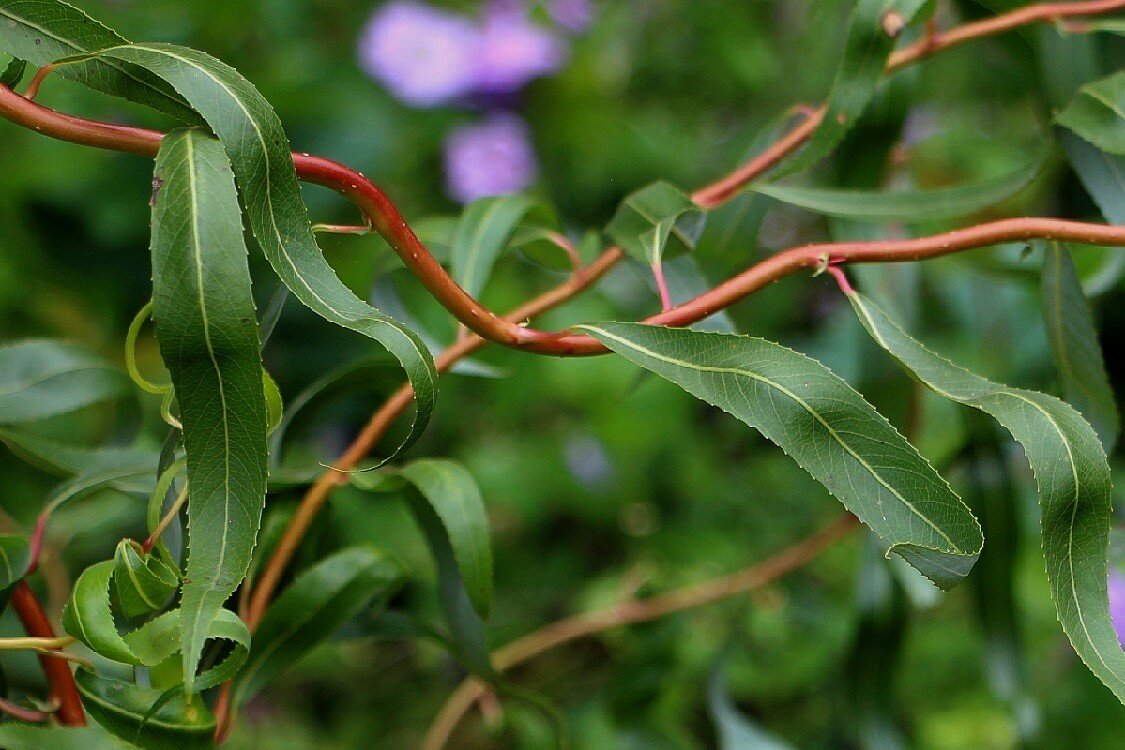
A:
652,258,673,311
23,64,56,101
8,583,85,726
826,264,855,294
0,696,56,723
421,514,862,750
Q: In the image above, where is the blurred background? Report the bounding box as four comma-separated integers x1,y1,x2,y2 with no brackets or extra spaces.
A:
2,1,1125,747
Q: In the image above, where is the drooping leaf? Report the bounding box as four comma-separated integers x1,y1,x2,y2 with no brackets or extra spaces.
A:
578,323,982,589
0,725,132,750
0,534,31,592
1057,71,1125,155
1062,130,1125,225
0,340,129,426
1,55,25,86
451,194,552,298
1041,244,1119,450
0,428,158,490
74,669,215,750
233,547,402,705
755,153,1043,222
0,0,197,121
779,0,929,174
148,128,267,691
606,181,706,269
85,42,436,463
847,291,1125,703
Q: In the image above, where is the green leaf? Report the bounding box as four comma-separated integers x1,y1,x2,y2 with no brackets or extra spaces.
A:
577,322,982,589
88,42,436,462
847,291,1125,703
755,153,1043,222
113,539,180,620
780,0,929,174
233,547,402,705
0,428,157,493
606,181,706,268
1,54,25,86
708,659,794,750
1057,70,1125,155
0,725,132,750
75,669,215,750
452,194,550,298
396,459,493,618
1041,244,1119,450
1062,130,1125,225
0,534,30,592
149,128,267,691
0,340,129,426
0,0,197,121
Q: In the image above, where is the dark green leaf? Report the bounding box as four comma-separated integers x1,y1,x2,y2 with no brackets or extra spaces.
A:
578,323,982,589
1062,130,1125,225
149,128,267,690
0,534,30,592
233,547,402,705
780,0,929,174
606,181,706,267
1041,244,1118,450
75,669,215,750
1057,71,1125,155
0,0,197,121
847,291,1125,704
113,539,180,620
90,42,436,462
756,152,1042,222
1,55,25,86
0,340,129,426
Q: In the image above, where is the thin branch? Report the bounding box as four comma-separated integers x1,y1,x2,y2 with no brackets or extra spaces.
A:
421,514,862,750
0,696,56,723
8,582,86,726
0,1,1118,354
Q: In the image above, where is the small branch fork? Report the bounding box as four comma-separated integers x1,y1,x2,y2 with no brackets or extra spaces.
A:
0,0,1122,741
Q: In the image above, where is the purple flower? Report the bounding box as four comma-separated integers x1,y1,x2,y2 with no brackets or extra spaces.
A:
358,1,480,107
473,0,567,95
444,113,538,202
1110,570,1125,648
548,0,594,33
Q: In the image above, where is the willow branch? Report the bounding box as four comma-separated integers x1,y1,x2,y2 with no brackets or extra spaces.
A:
8,582,85,726
421,513,862,750
0,1,1119,356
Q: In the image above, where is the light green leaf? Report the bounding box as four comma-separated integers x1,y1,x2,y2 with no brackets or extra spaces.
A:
578,322,982,589
233,547,402,705
1041,244,1118,450
1057,70,1125,155
88,42,435,462
0,0,197,121
847,291,1125,704
452,194,551,298
149,128,267,691
0,725,132,750
755,153,1042,222
606,181,706,268
0,533,31,592
1062,130,1125,225
780,0,929,174
0,340,129,426
75,669,215,750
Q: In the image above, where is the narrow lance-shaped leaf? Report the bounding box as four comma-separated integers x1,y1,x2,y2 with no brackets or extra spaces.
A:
708,657,795,750
0,0,197,121
0,340,129,426
1041,244,1118,450
754,151,1043,222
0,534,30,592
779,0,929,175
1062,131,1125,225
232,547,402,705
452,194,551,298
578,323,982,589
1057,71,1125,156
87,42,436,460
149,128,267,691
847,291,1125,704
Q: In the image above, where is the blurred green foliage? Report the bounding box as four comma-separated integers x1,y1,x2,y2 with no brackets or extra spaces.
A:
2,0,1124,748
